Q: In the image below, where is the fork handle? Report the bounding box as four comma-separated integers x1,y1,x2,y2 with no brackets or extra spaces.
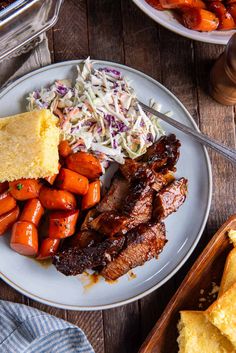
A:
139,102,236,165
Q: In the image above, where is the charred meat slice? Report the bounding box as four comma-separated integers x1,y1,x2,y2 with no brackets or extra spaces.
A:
123,168,154,226
53,235,125,276
119,159,141,181
153,178,188,221
96,175,129,213
101,222,166,280
90,212,130,236
81,209,99,231
68,230,104,249
142,134,180,172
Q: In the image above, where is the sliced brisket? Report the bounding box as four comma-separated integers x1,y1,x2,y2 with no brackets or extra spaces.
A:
153,178,188,221
53,235,125,276
101,222,166,280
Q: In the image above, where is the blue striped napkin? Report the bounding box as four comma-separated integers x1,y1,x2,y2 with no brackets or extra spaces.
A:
0,300,94,353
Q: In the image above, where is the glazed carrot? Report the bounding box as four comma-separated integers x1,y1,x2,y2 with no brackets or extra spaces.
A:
20,199,44,226
39,186,76,210
0,192,16,216
146,0,164,10
182,8,219,30
45,163,61,185
81,181,101,210
0,206,20,236
9,179,41,200
160,0,205,9
228,2,236,20
10,221,38,256
37,238,60,260
48,210,79,239
59,140,72,158
209,2,235,29
0,182,8,194
66,152,102,180
56,168,89,195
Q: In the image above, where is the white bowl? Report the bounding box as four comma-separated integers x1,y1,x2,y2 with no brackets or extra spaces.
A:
133,0,235,45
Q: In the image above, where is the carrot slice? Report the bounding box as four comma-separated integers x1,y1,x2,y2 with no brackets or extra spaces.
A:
37,238,60,260
182,8,219,30
10,221,38,256
39,186,77,210
66,152,102,180
0,192,17,216
145,0,165,10
0,206,20,236
20,199,44,226
208,2,235,29
228,2,236,20
9,179,41,201
56,168,89,195
59,140,72,158
160,0,205,9
0,182,9,194
49,209,79,239
45,163,61,185
81,181,101,210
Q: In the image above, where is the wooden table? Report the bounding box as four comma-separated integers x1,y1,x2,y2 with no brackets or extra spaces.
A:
1,1,236,352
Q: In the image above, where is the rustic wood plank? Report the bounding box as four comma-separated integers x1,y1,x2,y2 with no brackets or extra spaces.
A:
87,0,124,62
103,305,141,353
194,42,236,234
52,0,89,61
0,280,25,303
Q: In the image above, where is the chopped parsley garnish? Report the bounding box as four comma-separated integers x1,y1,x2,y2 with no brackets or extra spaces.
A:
16,183,23,190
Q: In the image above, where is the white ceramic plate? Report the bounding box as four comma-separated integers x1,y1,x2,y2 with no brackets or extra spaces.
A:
0,60,212,310
133,0,235,45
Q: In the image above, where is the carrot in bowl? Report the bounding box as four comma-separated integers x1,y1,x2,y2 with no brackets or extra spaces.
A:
182,8,219,30
208,1,235,29
160,0,205,9
228,2,236,20
0,206,20,236
9,179,41,200
10,221,38,256
59,140,72,158
146,0,165,10
56,168,89,195
37,238,60,260
0,192,16,216
39,186,77,211
48,209,79,239
81,180,101,210
20,199,44,226
66,152,102,180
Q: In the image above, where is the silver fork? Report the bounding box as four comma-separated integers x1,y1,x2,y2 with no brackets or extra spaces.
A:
139,101,236,165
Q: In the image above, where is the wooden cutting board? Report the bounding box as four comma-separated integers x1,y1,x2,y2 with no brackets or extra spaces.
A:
139,214,236,353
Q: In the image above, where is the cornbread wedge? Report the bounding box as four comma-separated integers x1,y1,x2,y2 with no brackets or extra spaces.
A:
177,311,235,353
205,282,236,349
228,230,236,247
0,109,59,182
219,248,236,297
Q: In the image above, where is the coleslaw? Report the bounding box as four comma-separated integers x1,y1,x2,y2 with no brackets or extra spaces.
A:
27,58,166,170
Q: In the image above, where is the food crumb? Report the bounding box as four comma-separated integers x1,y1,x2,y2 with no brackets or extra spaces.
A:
128,271,137,280
200,289,204,295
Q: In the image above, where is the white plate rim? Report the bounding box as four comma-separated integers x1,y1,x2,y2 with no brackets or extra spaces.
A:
0,59,212,310
132,0,234,45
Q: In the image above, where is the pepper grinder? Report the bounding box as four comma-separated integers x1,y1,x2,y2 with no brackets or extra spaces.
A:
209,33,236,106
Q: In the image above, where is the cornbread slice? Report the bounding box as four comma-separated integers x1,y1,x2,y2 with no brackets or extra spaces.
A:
228,230,236,247
205,282,236,348
177,311,235,353
0,109,59,182
219,248,236,297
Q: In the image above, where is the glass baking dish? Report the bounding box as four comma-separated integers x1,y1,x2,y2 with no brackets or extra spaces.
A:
0,0,63,61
